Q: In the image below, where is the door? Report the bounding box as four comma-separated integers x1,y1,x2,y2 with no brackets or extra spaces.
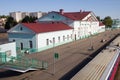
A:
20,43,23,50
29,41,33,48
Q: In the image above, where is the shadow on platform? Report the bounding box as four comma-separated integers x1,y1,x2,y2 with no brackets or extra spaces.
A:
0,70,22,78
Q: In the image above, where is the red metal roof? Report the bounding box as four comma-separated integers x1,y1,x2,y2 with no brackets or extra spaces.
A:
22,22,73,34
99,22,105,26
54,11,91,20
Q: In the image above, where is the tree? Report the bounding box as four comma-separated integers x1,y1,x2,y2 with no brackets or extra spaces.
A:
21,16,37,23
5,16,17,29
21,16,30,23
0,15,8,18
103,16,113,28
96,16,100,21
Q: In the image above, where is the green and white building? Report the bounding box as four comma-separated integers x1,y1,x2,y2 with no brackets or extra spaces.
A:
112,19,120,29
0,41,16,62
8,9,105,53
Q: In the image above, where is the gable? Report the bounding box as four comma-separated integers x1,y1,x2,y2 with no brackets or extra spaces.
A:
37,12,72,22
82,12,98,22
8,24,35,34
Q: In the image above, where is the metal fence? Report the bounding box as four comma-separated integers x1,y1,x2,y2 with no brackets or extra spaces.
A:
0,52,6,64
0,52,48,70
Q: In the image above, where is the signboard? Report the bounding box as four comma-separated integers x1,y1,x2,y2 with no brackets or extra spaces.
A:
54,53,59,59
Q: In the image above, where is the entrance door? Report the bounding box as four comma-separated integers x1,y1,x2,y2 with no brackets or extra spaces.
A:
20,43,23,50
29,41,33,48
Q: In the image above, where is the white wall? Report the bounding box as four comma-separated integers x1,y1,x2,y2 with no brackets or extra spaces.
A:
37,29,73,49
98,26,105,33
0,42,16,61
73,20,99,38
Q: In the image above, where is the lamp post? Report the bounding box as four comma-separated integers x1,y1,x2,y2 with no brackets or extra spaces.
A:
88,32,94,51
88,21,94,50
50,39,59,75
88,20,94,51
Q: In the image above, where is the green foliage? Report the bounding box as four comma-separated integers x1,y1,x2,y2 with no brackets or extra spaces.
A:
5,16,17,29
0,15,8,18
103,16,113,28
96,16,100,21
21,16,37,23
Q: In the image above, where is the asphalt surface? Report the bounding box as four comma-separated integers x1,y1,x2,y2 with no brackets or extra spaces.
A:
0,29,120,80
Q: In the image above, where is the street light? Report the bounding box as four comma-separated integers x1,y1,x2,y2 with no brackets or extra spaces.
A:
49,39,59,75
88,32,94,51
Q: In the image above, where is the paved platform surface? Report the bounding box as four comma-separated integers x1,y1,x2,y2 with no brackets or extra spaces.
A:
71,36,120,80
0,29,120,80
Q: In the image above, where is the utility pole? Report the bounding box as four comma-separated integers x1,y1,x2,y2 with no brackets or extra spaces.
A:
50,39,59,75
88,21,94,51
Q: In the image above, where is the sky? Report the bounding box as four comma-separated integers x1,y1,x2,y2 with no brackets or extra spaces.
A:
0,0,120,19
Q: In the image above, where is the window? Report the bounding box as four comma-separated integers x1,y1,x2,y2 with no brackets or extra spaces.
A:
63,36,65,41
67,35,69,40
53,37,55,43
46,39,49,45
52,15,55,18
58,36,60,42
20,27,23,31
75,34,77,40
71,34,72,39
29,41,33,48
13,39,15,42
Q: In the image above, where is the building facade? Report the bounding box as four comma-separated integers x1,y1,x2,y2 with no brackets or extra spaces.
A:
10,11,46,22
0,18,6,28
10,12,22,22
8,22,73,53
38,9,105,39
0,42,16,62
29,12,46,19
112,19,120,28
8,9,105,53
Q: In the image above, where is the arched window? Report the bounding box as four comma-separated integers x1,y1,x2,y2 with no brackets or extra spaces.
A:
63,36,65,41
67,35,69,40
46,39,49,45
58,36,60,42
53,37,55,43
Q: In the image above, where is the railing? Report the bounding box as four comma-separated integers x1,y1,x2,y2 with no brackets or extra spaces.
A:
0,52,48,71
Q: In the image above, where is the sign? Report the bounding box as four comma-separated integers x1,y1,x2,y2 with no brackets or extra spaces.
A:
54,53,59,59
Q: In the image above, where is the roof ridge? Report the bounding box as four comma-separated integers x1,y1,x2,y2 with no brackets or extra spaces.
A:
53,11,91,20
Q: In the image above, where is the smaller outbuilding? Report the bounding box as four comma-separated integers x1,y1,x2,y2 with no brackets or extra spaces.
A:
98,22,105,33
0,41,16,62
112,19,120,29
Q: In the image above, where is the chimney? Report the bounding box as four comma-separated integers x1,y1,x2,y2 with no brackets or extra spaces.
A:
59,9,64,14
